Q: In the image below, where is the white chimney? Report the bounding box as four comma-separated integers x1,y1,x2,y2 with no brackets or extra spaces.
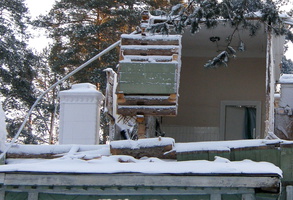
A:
59,83,104,145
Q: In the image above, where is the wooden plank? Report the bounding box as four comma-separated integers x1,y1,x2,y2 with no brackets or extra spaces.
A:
118,95,176,105
117,105,177,116
6,153,62,159
121,34,181,46
110,138,175,159
122,55,174,62
3,173,280,188
121,37,180,46
2,186,256,197
287,185,293,200
136,115,146,139
118,82,176,95
121,45,179,56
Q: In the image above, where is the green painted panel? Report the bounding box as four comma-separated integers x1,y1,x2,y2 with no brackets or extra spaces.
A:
177,151,209,161
120,72,174,83
119,82,175,94
232,148,280,166
280,144,293,183
255,192,280,200
222,194,242,200
208,151,230,161
5,192,27,200
119,62,177,73
39,194,209,200
118,62,178,94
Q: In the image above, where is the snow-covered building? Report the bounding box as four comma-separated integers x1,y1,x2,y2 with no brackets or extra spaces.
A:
161,21,282,142
108,12,291,143
1,8,293,200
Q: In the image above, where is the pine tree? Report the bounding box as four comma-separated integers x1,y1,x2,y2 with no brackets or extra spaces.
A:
0,0,41,143
33,0,142,88
33,0,182,143
282,57,293,74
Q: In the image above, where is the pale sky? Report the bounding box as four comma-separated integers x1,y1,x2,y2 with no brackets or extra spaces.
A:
25,0,55,51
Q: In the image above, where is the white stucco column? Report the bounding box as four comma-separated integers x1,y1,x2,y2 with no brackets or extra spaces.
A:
59,83,104,145
279,74,293,109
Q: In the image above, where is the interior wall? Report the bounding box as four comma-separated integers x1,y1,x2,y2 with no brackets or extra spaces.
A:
162,56,266,142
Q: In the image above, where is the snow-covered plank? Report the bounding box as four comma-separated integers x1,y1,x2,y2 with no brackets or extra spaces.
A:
6,144,110,159
121,55,173,62
117,105,177,116
121,37,180,45
110,137,175,159
121,34,181,41
121,45,179,56
121,45,179,50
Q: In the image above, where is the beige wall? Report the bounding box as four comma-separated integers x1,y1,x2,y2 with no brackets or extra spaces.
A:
162,56,266,142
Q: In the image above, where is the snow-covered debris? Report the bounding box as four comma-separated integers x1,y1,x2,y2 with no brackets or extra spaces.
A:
60,83,98,93
110,137,175,159
7,144,110,158
110,137,175,149
279,74,293,84
175,139,283,153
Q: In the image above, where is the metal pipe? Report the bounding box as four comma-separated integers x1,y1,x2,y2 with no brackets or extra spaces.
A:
0,40,121,160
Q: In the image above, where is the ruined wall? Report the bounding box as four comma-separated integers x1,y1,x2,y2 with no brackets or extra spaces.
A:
161,57,266,142
275,75,293,140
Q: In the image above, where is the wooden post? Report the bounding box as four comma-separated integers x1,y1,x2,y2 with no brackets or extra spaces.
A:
287,185,293,200
145,116,156,138
137,115,146,139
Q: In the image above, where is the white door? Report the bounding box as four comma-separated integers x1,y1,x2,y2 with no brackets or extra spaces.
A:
220,101,260,141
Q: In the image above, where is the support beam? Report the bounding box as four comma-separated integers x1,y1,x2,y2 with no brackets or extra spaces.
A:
137,115,146,139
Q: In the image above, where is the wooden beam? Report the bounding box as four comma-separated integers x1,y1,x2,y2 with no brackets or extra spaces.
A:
117,105,177,116
117,95,176,106
123,55,173,62
121,45,179,56
136,115,146,139
121,37,180,46
0,185,258,196
2,173,280,189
